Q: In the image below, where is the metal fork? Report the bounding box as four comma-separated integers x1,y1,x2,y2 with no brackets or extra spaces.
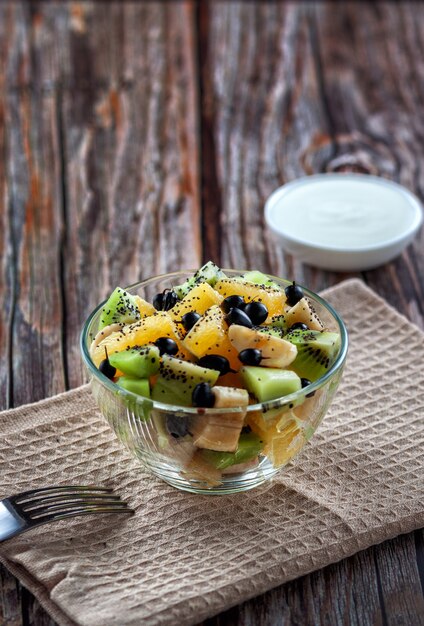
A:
0,486,133,542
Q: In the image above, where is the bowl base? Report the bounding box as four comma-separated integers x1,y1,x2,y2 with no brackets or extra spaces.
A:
148,457,279,495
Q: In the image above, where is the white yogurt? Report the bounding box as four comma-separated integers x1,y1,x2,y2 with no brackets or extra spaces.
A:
264,174,423,270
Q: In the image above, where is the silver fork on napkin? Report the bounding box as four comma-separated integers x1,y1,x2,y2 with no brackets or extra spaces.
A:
0,485,133,542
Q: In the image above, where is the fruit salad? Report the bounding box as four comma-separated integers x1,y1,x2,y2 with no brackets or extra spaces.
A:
89,262,341,487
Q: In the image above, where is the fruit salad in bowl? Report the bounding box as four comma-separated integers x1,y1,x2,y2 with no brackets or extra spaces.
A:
80,262,348,494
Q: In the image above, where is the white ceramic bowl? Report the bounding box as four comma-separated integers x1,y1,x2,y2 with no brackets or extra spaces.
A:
265,174,423,271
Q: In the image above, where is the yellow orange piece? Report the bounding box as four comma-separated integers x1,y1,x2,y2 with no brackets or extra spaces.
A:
168,282,223,328
265,419,305,467
246,410,305,468
134,295,155,318
217,371,244,388
182,305,240,370
214,278,286,317
90,312,190,367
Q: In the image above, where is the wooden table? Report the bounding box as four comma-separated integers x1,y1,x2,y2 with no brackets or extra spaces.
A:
1,2,423,624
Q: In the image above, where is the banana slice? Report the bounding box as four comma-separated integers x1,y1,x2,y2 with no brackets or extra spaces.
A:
285,297,324,331
191,386,249,452
228,325,297,368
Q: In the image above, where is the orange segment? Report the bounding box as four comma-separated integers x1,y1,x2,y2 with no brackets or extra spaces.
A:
217,371,244,388
265,421,305,467
246,410,304,468
182,305,240,370
90,312,191,366
134,295,155,318
214,278,286,317
168,282,223,328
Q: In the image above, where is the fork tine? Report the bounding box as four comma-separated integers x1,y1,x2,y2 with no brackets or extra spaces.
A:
24,496,124,515
13,486,113,505
20,493,122,512
0,487,133,542
27,500,131,522
32,503,132,524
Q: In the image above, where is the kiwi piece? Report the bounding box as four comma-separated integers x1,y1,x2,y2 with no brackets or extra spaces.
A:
199,432,264,470
260,313,289,336
151,354,220,406
173,261,227,298
240,366,301,402
285,329,340,381
258,326,286,339
242,270,281,290
99,287,140,329
108,345,160,378
116,377,150,398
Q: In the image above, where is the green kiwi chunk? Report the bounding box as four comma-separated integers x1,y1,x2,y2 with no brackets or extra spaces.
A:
151,355,220,406
116,377,150,398
173,261,227,299
99,287,140,329
285,329,340,381
240,366,301,403
241,270,281,290
109,345,160,378
200,432,264,470
258,314,288,337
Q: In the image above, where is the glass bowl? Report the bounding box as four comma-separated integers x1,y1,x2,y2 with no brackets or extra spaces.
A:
80,270,348,494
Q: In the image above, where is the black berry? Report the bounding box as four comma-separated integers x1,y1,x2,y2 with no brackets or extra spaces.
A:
301,377,315,397
198,354,231,375
289,322,309,331
243,301,268,325
166,414,189,438
192,382,215,408
99,358,116,379
181,311,202,331
238,348,263,366
225,307,253,328
163,290,178,311
155,337,179,356
153,292,164,310
153,289,178,311
285,281,304,306
222,295,245,314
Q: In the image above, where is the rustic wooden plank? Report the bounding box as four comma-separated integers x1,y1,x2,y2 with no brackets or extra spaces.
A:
199,1,340,287
374,534,424,625
311,1,424,324
0,94,12,409
0,563,22,626
3,88,66,407
60,1,200,388
0,3,31,90
21,585,56,626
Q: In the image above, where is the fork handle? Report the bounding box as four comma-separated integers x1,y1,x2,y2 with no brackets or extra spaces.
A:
0,503,25,542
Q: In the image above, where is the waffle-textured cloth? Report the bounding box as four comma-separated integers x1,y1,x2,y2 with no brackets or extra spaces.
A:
0,279,423,626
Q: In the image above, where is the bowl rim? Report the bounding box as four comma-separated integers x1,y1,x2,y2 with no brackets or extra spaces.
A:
80,269,349,415
265,173,423,254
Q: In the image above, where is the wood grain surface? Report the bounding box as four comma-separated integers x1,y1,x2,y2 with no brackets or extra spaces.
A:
0,2,423,625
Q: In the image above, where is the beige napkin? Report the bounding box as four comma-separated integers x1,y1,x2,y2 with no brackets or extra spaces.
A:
0,279,423,626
